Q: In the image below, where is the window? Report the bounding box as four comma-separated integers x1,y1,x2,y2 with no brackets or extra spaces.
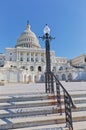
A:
40,75,44,82
56,75,59,80
68,73,73,81
35,58,38,62
38,66,42,72
30,66,34,71
14,66,17,68
27,58,29,62
10,57,12,61
41,58,44,62
21,66,25,69
10,53,12,55
59,66,63,70
31,58,34,62
20,57,23,61
52,67,56,72
62,74,66,80
10,65,13,67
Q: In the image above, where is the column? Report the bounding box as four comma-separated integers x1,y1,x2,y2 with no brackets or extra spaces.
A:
34,53,35,62
24,52,27,62
38,53,41,62
16,51,18,61
30,52,31,62
19,52,20,61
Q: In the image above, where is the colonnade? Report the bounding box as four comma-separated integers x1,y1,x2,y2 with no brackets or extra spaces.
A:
17,51,45,62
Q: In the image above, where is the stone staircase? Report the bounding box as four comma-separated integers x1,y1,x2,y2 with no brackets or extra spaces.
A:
0,90,86,130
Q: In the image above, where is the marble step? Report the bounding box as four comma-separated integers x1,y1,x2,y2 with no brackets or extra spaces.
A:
0,92,86,129
70,91,86,98
0,95,86,107
12,121,86,130
0,95,86,110
0,94,85,121
0,102,86,119
0,99,58,110
9,121,86,130
73,97,86,104
0,105,58,118
73,121,86,130
0,113,65,130
0,93,49,103
0,111,86,129
0,91,86,103
9,123,68,130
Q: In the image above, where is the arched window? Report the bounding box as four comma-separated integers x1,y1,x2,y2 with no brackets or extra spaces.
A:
62,74,66,80
38,66,42,72
52,66,56,72
35,58,38,62
68,73,73,81
21,66,25,69
30,66,34,71
34,76,37,82
20,57,23,61
40,75,45,82
31,58,34,62
27,58,29,62
59,66,63,70
28,75,32,82
10,57,12,61
24,75,26,83
56,75,59,80
10,65,13,68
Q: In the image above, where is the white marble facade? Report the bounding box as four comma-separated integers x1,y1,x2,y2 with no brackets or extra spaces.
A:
0,22,86,83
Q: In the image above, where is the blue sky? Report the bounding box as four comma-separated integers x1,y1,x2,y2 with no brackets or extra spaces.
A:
0,0,86,59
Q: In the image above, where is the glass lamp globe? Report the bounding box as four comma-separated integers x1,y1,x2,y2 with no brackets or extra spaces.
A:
43,24,50,34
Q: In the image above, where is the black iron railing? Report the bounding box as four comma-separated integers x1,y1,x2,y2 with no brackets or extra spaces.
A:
47,72,75,130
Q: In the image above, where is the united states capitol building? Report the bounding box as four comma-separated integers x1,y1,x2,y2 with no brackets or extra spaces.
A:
0,22,86,83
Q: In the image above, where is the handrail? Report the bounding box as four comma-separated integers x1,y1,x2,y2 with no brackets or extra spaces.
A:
50,72,75,130
52,73,75,108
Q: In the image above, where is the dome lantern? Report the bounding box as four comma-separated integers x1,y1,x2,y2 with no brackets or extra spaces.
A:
26,20,31,31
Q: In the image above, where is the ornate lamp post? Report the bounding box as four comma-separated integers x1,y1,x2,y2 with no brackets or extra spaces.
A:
39,24,55,93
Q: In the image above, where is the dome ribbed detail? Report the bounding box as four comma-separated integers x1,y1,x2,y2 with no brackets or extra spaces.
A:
15,22,41,48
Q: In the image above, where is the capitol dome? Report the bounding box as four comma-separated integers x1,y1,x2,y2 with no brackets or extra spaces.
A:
15,22,41,48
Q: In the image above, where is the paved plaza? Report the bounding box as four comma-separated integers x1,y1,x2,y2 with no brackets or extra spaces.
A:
0,81,86,95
